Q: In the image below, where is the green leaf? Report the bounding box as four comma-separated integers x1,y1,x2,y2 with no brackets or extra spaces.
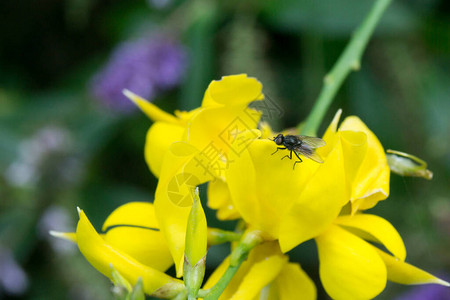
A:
129,278,145,300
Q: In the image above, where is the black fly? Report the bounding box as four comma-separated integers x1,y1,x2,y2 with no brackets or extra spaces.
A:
272,134,326,169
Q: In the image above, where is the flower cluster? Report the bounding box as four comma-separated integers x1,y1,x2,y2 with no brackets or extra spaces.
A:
54,75,448,299
90,36,187,112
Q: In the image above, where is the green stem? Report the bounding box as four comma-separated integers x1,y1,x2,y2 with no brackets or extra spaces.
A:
203,230,263,300
171,289,188,300
299,0,392,136
203,264,240,300
207,228,242,246
197,288,210,298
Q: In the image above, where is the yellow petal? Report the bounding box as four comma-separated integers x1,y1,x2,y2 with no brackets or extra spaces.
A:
76,208,182,295
103,226,173,273
203,256,230,291
339,130,368,193
315,224,387,300
375,248,450,286
335,214,406,261
123,89,180,124
174,107,202,123
230,243,287,300
320,109,342,157
168,142,217,184
204,242,287,300
145,121,184,178
225,140,278,238
278,137,348,252
351,170,389,214
339,116,390,213
154,142,215,277
101,202,173,272
102,202,160,230
185,105,261,154
258,121,275,139
270,263,317,300
201,74,263,108
207,179,240,220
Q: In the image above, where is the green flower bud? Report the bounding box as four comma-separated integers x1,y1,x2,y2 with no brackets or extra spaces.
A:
184,187,207,298
129,278,145,300
386,150,433,180
110,263,132,293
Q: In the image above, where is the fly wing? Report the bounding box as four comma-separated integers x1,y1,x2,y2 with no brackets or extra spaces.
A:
298,136,326,148
300,150,324,163
293,140,325,163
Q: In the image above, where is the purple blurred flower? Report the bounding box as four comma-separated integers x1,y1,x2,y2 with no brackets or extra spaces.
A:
395,280,450,300
4,126,79,188
38,205,76,254
0,247,28,296
90,36,187,112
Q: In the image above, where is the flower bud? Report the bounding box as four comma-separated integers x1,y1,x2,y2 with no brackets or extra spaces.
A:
386,150,433,180
184,187,207,298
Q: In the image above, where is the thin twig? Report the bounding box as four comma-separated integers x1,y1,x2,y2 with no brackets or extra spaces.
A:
300,0,392,136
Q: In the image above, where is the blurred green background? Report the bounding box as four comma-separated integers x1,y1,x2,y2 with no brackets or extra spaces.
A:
0,0,449,299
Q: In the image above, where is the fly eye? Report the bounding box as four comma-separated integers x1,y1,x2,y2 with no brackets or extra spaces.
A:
274,137,282,145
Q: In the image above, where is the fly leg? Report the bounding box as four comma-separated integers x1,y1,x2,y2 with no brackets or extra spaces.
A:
272,147,286,155
293,152,303,170
281,150,293,160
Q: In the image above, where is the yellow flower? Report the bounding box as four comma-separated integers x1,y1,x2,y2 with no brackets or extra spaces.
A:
207,123,288,221
51,202,184,298
124,74,263,178
321,110,390,214
315,214,449,299
206,108,447,299
127,74,264,277
203,241,316,300
212,110,389,252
